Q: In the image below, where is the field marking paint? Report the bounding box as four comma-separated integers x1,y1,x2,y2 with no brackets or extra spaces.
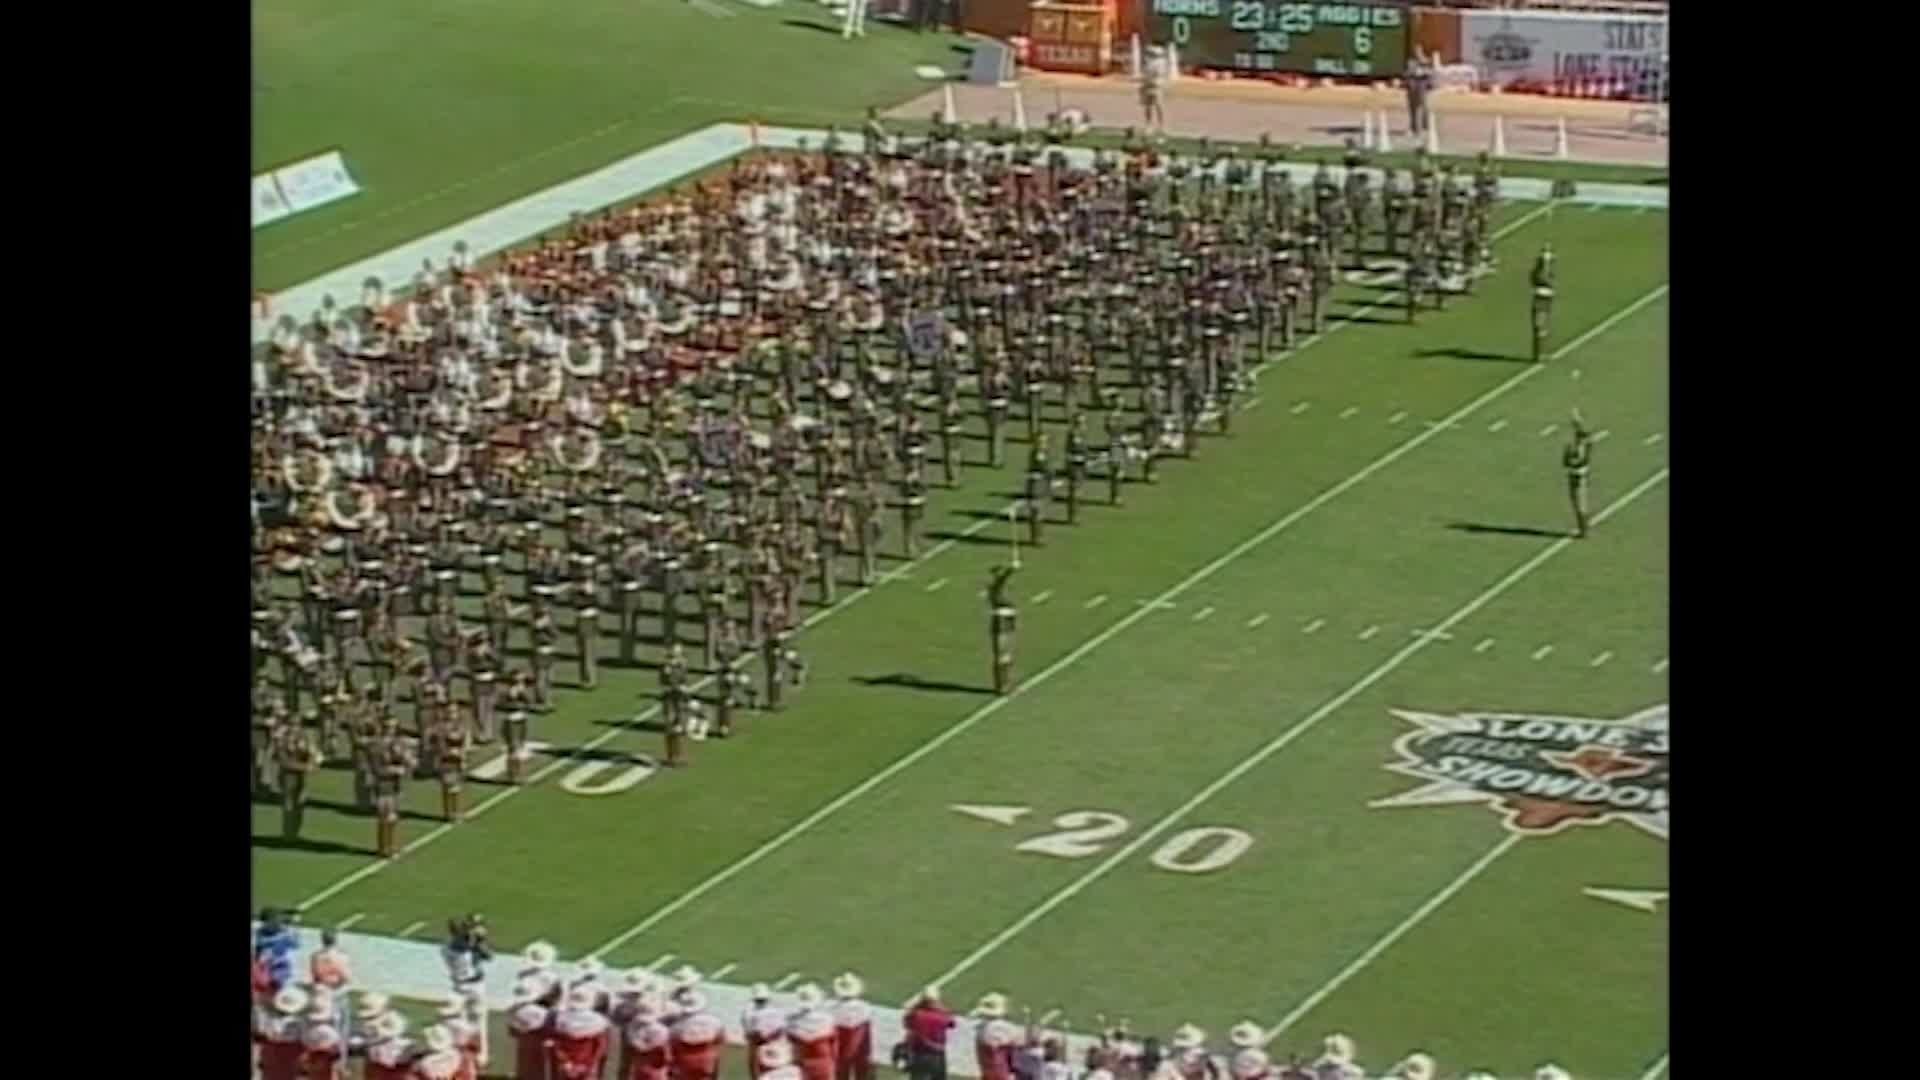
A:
1085,594,1109,610
1032,590,1055,605
295,498,1012,913
709,962,740,980
1540,424,1558,437
1247,613,1271,629
1193,606,1217,622
1338,406,1358,420
1590,650,1614,667
1302,618,1326,634
1411,628,1453,643
338,913,367,930
1262,834,1524,1041
397,920,426,937
926,578,949,592
1487,418,1508,432
921,470,1668,997
1643,432,1664,446
583,285,1664,965
1240,396,1263,412
1473,637,1495,653
1571,368,1583,380
646,953,677,972
1037,1009,1061,1025
1358,625,1380,640
1652,657,1668,674
1387,411,1408,425
1290,401,1312,415
1136,599,1178,610
1531,644,1556,661
689,0,737,15
1593,429,1612,442
1638,1052,1670,1080
773,972,801,990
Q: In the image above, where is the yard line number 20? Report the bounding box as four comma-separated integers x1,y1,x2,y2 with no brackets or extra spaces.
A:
1013,811,1255,874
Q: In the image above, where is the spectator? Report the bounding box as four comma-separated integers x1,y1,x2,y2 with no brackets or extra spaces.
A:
1405,52,1434,138
254,908,300,991
309,927,353,1035
440,913,493,994
903,986,956,1080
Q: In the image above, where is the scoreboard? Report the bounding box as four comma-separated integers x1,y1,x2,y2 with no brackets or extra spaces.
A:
1145,0,1409,78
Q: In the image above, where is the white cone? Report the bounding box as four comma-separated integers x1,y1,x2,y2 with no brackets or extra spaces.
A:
942,83,958,125
1553,116,1570,160
1013,87,1028,133
1361,111,1375,151
1490,115,1507,157
1424,115,1439,155
1375,110,1392,153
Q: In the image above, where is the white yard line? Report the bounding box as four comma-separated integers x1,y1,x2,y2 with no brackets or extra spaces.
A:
1302,618,1326,634
1473,637,1495,653
1240,396,1263,412
1338,406,1358,420
1193,606,1216,622
1643,433,1664,446
1246,613,1271,629
1531,644,1556,661
583,291,1664,964
926,578,949,592
1638,1052,1670,1080
1570,368,1583,380
1540,424,1559,437
1593,429,1612,442
1410,628,1453,643
1590,650,1614,667
919,469,1669,997
646,953,677,972
1084,594,1109,610
1262,834,1523,1041
1037,1009,1061,1026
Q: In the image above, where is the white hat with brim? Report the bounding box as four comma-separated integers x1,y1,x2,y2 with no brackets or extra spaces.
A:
1396,1053,1436,1080
759,1042,796,1069
524,941,558,968
680,990,709,1013
794,983,825,1007
1321,1034,1355,1065
1230,1050,1269,1080
974,993,1008,1019
273,988,309,1015
673,965,703,988
576,957,605,981
565,987,596,1011
752,983,774,1002
1228,1022,1264,1050
423,1025,455,1053
437,995,468,1018
1534,1068,1571,1080
920,986,942,1004
622,968,658,994
356,992,391,1020
374,1012,407,1039
1171,1025,1205,1051
832,972,865,999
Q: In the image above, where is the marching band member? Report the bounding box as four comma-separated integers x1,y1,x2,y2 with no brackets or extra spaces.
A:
548,986,613,1080
1379,1052,1436,1080
760,1038,805,1080
788,983,839,1080
300,993,346,1080
831,972,873,1080
622,992,673,1080
744,984,787,1080
363,1012,419,1080
437,991,488,1073
257,985,309,1080
973,994,1018,1080
1226,1023,1270,1080
1311,1034,1362,1080
669,989,724,1080
1168,1025,1217,1080
410,1025,469,1080
1533,1068,1572,1080
506,988,554,1080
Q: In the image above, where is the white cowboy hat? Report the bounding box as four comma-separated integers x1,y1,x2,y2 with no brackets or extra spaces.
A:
373,1012,407,1039
576,957,605,981
1228,1022,1265,1049
524,941,558,968
758,1042,796,1069
1321,1033,1356,1065
974,992,1009,1019
423,1025,455,1053
794,983,825,1007
1394,1054,1436,1080
672,965,703,988
356,992,392,1020
273,988,309,1015
1534,1068,1572,1080
621,968,658,994
832,972,865,999
919,985,942,1004
1171,1025,1205,1051
1087,1070,1115,1080
679,989,709,1014
437,994,468,1018
751,982,773,1002
565,987,596,1011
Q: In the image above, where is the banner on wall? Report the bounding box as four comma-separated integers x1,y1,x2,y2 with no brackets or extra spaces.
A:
1458,10,1665,90
273,150,363,214
252,173,292,228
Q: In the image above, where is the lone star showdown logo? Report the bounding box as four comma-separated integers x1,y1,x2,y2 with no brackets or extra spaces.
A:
1372,705,1668,838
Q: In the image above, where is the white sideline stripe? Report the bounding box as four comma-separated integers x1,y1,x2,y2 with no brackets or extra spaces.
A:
1193,606,1216,622
337,913,367,930
1240,396,1263,412
1085,594,1109,609
296,501,1009,913
709,962,740,980
1639,1052,1670,1080
1644,433,1664,446
1531,644,1556,660
586,287,1663,966
1487,418,1508,432
397,920,426,937
921,469,1670,997
1247,613,1270,629
1262,834,1523,1041
1302,618,1326,634
1590,650,1614,667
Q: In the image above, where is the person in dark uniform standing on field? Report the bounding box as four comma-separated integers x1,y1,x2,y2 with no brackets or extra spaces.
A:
1405,51,1434,139
369,718,417,858
1563,413,1594,538
274,720,323,839
1530,242,1556,363
1024,434,1051,547
987,563,1018,695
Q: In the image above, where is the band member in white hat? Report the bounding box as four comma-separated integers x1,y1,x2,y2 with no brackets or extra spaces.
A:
623,991,674,1080
831,972,874,1080
1312,1033,1361,1080
745,984,788,1080
761,1039,805,1080
362,1012,419,1080
549,986,613,1079
411,1024,466,1080
574,956,611,1013
300,994,347,1079
670,990,725,1080
788,983,839,1080
973,994,1019,1080
1381,1052,1436,1080
257,986,309,1080
437,990,488,1071
1533,1067,1572,1080
520,941,562,1008
506,993,554,1080
1226,1022,1269,1080
1169,1024,1217,1080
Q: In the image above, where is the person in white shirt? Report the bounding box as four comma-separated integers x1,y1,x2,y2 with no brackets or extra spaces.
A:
842,0,868,38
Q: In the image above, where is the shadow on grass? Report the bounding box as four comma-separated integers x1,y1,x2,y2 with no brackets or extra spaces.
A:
1417,346,1525,364
1447,521,1568,540
854,672,995,696
251,834,378,857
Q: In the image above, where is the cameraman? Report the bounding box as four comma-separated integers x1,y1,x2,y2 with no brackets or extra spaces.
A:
441,914,494,994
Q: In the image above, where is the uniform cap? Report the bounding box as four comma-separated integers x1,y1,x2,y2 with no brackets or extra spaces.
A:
1227,1022,1264,1049
1395,1053,1436,1080
832,972,865,999
1534,1068,1571,1080
974,992,1009,1019
373,1012,408,1039
621,968,658,994
672,964,703,988
524,941,559,968
576,957,605,982
1171,1025,1205,1050
423,1025,455,1053
1229,1049,1269,1079
356,992,391,1020
751,983,774,1002
565,987,596,1011
437,994,468,1018
273,988,310,1015
679,990,709,1014
793,982,825,1007
1321,1034,1356,1064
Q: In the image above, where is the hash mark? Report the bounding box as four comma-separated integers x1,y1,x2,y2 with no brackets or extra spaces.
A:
1643,433,1664,446
1302,618,1325,634
1240,396,1263,412
1032,590,1054,605
1531,644,1555,661
1246,613,1270,629
1571,369,1583,380
1338,406,1358,420
397,920,426,937
337,913,367,930
1540,424,1559,437
1358,625,1380,640
1488,418,1508,432
1593,429,1612,442
1193,606,1216,621
1388,411,1408,425
1652,657,1668,674
1590,650,1614,667
1473,637,1495,653
1290,401,1312,414
772,972,801,990
709,962,740,980
926,578,949,592
1038,1009,1061,1025
647,954,676,971
1085,594,1109,609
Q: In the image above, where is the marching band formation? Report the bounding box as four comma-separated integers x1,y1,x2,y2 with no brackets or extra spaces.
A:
250,116,1515,857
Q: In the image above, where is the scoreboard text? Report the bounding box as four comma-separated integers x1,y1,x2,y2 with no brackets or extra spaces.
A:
1146,0,1410,77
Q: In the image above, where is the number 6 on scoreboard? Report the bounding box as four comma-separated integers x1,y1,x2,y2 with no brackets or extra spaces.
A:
1353,25,1372,55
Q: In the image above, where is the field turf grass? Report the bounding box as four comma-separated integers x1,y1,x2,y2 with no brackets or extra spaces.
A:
254,181,1669,1077
252,0,1665,292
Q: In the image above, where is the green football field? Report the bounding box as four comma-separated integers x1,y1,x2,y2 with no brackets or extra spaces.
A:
254,189,1669,1077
